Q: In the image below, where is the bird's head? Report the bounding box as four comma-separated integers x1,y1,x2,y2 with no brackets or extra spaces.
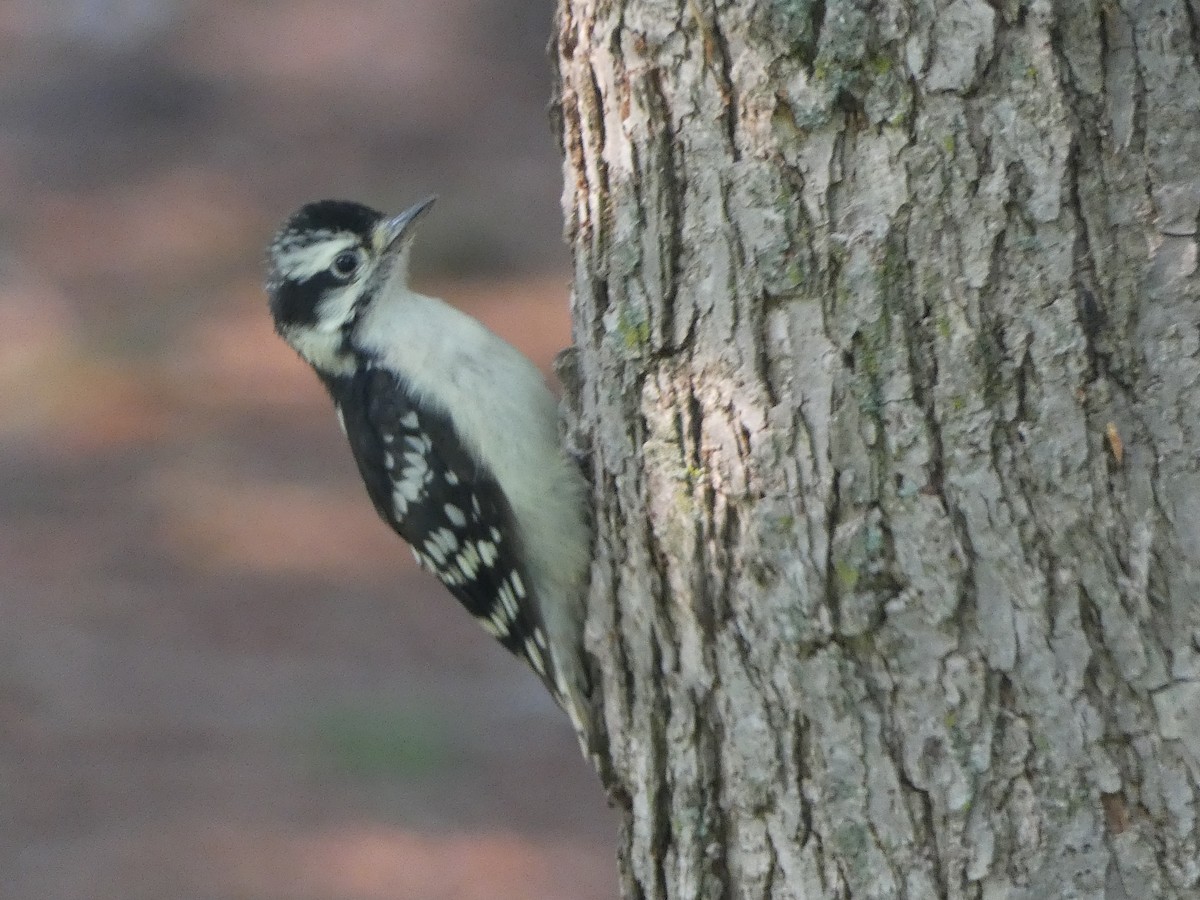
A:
265,196,436,374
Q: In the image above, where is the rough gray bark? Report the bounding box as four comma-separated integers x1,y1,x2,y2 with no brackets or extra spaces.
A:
554,0,1200,897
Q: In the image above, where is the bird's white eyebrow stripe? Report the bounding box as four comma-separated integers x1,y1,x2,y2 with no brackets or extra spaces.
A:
273,235,360,281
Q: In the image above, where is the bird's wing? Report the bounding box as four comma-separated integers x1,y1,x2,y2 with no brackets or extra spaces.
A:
335,365,556,680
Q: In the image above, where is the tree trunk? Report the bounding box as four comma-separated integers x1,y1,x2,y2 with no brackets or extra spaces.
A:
553,0,1200,896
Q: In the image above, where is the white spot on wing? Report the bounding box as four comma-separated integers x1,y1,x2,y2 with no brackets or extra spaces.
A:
444,504,467,528
431,527,458,556
459,543,481,571
403,451,427,472
423,540,446,566
499,582,520,622
391,443,432,514
476,540,498,567
524,638,547,676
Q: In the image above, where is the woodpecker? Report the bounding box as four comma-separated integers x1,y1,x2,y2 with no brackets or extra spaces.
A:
265,197,592,735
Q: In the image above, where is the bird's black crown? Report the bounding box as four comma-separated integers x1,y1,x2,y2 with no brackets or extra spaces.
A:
277,200,383,243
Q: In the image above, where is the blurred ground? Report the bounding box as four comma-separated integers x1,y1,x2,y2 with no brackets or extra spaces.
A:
0,3,615,898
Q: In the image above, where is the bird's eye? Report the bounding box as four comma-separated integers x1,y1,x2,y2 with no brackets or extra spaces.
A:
331,250,361,279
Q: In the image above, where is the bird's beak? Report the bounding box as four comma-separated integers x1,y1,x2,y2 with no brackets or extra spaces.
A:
376,196,437,254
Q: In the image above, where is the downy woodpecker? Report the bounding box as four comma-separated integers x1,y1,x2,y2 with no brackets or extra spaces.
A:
265,197,591,735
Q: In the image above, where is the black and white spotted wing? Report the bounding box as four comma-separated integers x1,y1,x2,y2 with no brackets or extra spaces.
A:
323,365,553,682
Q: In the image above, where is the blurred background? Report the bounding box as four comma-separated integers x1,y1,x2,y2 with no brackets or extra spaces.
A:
0,2,616,898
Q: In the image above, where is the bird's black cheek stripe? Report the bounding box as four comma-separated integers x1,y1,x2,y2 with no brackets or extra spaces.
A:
269,272,339,327
269,279,319,327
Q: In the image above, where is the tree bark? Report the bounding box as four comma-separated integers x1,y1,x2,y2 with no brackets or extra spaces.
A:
553,0,1200,896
